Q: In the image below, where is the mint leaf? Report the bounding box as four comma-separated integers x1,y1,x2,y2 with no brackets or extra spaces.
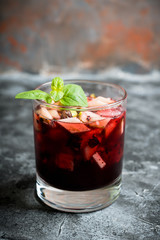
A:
51,77,64,91
50,90,64,102
50,77,64,101
60,84,88,107
15,90,52,104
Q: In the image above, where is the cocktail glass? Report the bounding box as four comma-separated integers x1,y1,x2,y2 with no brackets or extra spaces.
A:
33,80,127,212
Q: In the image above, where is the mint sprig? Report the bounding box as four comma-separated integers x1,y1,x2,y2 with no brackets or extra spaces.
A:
15,90,52,103
15,77,88,107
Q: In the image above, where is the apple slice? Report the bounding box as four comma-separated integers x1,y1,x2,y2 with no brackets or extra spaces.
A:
121,118,124,134
92,152,106,168
95,97,115,104
80,128,102,161
88,97,114,107
88,99,106,107
96,108,121,118
104,112,125,139
79,111,105,122
58,117,90,133
83,145,98,161
37,107,53,119
104,119,117,139
48,109,60,120
79,111,110,128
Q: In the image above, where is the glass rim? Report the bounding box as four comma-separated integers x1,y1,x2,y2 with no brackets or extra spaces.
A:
34,79,127,111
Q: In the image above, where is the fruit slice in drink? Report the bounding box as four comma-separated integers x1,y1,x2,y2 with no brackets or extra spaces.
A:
92,152,106,168
80,128,102,161
58,117,90,133
79,111,111,128
88,97,114,107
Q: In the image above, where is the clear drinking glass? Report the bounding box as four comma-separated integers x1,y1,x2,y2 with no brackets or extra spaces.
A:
33,80,127,212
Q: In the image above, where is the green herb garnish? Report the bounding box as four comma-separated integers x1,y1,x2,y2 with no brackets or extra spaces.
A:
50,77,64,102
15,89,52,103
60,84,88,107
15,77,88,107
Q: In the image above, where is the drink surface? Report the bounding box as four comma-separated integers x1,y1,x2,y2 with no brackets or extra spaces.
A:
34,97,126,191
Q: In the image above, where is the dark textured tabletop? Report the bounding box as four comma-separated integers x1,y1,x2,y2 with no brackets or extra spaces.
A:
0,71,160,240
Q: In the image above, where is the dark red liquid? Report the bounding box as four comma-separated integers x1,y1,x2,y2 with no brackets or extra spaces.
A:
34,108,126,191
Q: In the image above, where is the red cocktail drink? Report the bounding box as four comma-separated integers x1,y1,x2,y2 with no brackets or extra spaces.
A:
34,105,125,191
33,80,127,212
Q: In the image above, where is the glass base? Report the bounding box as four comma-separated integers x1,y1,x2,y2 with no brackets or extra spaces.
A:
36,174,121,213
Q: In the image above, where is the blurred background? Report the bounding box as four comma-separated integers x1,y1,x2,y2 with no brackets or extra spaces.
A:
1,2,160,238
0,0,160,78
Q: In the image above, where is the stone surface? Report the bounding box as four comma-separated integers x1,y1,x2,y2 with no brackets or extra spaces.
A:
0,0,160,73
0,71,160,240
